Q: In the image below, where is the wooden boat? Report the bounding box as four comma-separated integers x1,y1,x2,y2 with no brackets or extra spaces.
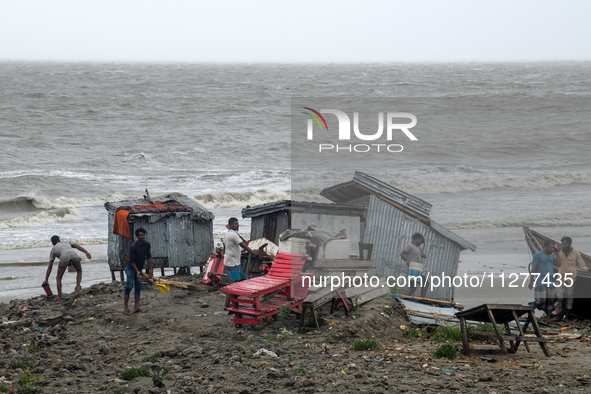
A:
523,227,591,318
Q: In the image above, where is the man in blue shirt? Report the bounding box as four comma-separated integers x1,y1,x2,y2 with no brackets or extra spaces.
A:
528,240,557,324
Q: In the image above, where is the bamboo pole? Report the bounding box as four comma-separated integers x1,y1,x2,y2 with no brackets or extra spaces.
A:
400,295,464,310
140,273,212,291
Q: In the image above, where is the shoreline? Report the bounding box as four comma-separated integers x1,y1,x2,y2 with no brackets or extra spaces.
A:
3,236,591,306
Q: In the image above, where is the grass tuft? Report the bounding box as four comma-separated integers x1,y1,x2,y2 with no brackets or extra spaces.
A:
275,303,291,328
10,361,35,369
352,338,381,351
434,343,457,359
121,367,150,381
294,366,307,375
402,326,423,340
141,352,161,363
431,325,462,343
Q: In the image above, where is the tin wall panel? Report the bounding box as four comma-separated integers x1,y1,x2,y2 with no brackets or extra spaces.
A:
192,220,214,265
250,217,264,240
364,195,464,301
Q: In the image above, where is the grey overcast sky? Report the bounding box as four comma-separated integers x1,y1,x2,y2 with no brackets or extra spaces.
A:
1,0,590,62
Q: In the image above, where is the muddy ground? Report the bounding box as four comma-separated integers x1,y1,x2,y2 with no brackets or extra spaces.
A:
2,275,591,394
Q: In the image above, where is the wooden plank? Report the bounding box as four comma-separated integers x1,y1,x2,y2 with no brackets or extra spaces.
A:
528,310,551,357
313,259,374,269
304,286,338,304
486,308,507,354
465,330,546,343
342,278,389,298
349,286,390,305
460,317,470,356
512,309,531,353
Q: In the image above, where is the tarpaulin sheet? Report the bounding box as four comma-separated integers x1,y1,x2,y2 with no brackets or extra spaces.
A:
113,202,194,239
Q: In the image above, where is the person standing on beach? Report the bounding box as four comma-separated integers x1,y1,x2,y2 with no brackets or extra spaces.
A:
528,239,557,324
223,217,260,313
553,237,589,321
400,233,427,296
123,227,153,316
44,235,91,303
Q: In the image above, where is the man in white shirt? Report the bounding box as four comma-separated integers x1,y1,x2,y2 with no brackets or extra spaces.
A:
223,217,260,312
44,235,92,302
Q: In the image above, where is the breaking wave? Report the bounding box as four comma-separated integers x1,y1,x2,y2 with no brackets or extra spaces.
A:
444,211,591,230
193,189,291,209
0,197,41,215
394,171,591,195
0,194,138,211
192,188,328,209
0,208,82,229
0,237,108,251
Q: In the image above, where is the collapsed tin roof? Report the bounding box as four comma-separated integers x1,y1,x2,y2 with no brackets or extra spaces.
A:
242,200,366,218
320,171,433,222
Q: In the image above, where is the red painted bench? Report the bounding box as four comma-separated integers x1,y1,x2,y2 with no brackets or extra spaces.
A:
221,252,312,326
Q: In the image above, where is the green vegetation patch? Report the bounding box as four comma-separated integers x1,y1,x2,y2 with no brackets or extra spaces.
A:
294,366,307,375
352,338,381,351
10,361,35,369
18,369,43,394
275,303,291,328
434,343,457,360
141,352,161,363
402,326,423,340
121,367,150,381
431,325,462,343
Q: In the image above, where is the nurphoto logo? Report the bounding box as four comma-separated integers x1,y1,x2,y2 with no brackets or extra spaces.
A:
303,107,418,153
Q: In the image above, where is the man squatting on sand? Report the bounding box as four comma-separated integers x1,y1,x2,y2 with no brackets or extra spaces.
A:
223,217,260,313
553,236,589,321
529,239,558,324
44,235,91,303
400,232,428,297
123,227,153,316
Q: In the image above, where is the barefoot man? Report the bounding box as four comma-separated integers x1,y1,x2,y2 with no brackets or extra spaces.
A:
553,236,589,321
528,240,557,324
223,217,260,314
123,227,153,315
44,235,91,302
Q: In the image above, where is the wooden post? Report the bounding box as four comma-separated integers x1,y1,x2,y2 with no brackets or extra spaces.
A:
111,270,116,282
161,267,165,276
486,307,507,354
511,310,530,353
459,317,470,356
300,305,308,328
503,322,515,352
119,270,124,281
528,310,551,357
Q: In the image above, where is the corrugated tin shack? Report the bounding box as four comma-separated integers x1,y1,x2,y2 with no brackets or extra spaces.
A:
104,193,214,280
320,171,476,301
